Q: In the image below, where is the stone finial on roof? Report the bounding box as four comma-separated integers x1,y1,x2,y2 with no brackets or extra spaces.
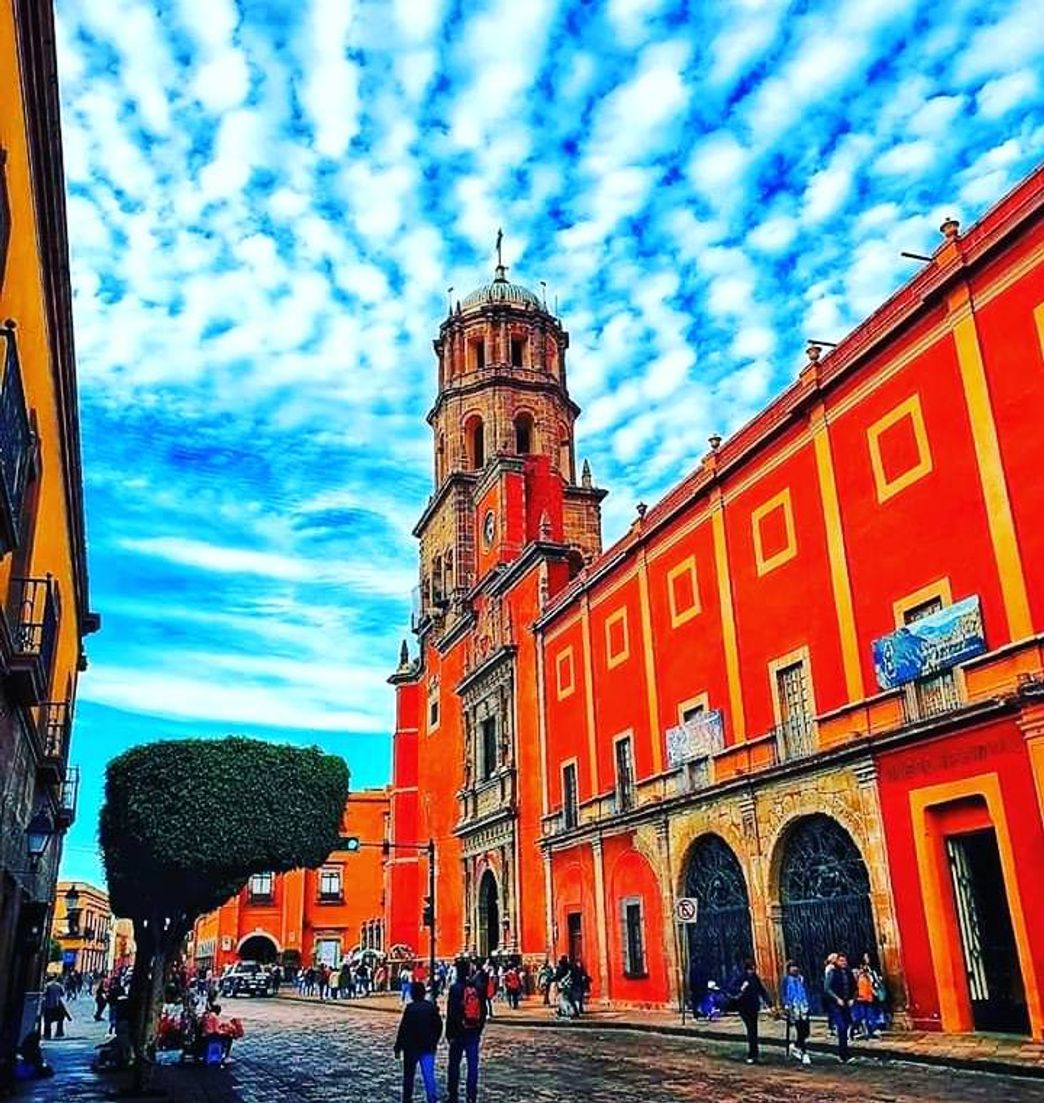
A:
581,458,592,488
397,639,410,672
940,216,960,241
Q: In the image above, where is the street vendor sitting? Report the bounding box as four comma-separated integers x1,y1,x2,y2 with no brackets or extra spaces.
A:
198,1004,243,1065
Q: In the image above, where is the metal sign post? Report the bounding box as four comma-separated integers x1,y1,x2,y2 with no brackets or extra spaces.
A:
674,898,699,1025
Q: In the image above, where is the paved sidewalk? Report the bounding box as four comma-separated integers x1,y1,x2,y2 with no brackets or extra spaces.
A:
280,990,1044,1079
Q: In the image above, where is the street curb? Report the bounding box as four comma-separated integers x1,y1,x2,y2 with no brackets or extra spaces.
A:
275,993,1044,1081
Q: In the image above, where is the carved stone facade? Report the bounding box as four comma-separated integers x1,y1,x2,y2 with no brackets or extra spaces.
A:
630,754,905,1010
457,649,518,955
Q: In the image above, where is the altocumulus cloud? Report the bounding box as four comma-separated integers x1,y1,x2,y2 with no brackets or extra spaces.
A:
53,0,1044,880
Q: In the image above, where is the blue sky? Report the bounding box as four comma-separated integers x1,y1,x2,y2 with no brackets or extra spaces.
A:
53,0,1044,887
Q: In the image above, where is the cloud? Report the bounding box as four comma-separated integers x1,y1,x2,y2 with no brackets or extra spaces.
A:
52,0,1044,888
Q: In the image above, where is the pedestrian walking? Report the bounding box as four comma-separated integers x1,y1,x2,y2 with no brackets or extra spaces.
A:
537,960,553,1006
41,978,69,1040
780,961,812,1065
733,961,772,1064
394,981,443,1103
93,981,107,1022
826,952,858,1063
504,964,521,1010
446,959,486,1103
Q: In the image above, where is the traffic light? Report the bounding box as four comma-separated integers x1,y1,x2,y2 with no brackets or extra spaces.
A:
422,896,434,928
341,836,360,852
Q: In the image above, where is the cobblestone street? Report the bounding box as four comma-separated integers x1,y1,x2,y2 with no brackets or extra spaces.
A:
20,997,1044,1103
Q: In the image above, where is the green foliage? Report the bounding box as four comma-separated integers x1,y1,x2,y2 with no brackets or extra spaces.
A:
48,937,63,963
99,737,350,924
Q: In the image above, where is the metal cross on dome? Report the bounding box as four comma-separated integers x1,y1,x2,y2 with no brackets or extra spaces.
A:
496,227,503,267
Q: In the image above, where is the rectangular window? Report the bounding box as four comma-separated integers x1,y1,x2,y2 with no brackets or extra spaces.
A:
904,598,961,717
474,338,486,370
621,899,646,977
319,868,342,901
248,872,274,902
614,735,635,813
562,762,579,830
680,701,705,724
775,659,813,759
480,717,497,780
510,337,525,367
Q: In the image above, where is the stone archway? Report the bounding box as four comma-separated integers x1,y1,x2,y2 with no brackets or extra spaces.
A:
477,870,500,959
682,834,754,989
775,814,876,1011
238,932,279,964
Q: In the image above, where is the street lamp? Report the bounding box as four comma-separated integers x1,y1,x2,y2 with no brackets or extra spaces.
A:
25,808,54,868
64,884,81,936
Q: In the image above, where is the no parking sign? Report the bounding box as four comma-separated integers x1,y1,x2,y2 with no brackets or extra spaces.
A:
674,897,699,924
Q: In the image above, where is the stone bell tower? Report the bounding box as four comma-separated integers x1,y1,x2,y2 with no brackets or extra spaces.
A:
413,241,605,635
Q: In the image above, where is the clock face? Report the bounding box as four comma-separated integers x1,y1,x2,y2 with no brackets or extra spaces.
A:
483,509,496,547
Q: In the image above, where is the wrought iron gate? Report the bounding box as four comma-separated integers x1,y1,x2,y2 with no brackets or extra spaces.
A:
779,815,876,1012
684,835,754,989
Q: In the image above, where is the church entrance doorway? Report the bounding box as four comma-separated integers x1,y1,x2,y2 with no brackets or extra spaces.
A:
683,834,754,992
778,815,876,1012
477,871,500,958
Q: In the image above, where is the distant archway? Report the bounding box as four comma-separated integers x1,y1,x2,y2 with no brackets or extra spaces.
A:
238,933,279,964
477,871,500,958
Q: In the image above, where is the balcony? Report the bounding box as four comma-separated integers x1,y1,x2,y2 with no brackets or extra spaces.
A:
0,325,33,556
56,765,79,829
36,700,70,785
317,890,344,904
247,891,274,906
457,768,516,827
4,576,60,705
773,714,817,762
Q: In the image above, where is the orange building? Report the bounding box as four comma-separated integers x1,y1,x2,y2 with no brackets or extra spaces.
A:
0,0,97,1078
388,165,1044,1040
191,788,389,973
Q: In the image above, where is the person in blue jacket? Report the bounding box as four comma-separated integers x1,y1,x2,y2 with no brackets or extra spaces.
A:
780,961,812,1065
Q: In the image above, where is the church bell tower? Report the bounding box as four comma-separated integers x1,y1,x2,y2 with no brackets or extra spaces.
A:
414,240,605,635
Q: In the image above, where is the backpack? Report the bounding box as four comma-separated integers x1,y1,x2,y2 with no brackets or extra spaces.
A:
461,983,482,1030
486,974,497,999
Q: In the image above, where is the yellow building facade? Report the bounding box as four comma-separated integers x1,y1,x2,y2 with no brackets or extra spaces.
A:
50,883,112,978
0,0,97,1082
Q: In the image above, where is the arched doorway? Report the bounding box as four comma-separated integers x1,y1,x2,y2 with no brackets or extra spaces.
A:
477,871,500,958
238,933,279,964
778,814,876,1011
683,834,754,990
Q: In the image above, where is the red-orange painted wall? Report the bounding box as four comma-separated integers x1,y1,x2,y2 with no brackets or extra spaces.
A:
392,166,1044,1022
192,789,389,972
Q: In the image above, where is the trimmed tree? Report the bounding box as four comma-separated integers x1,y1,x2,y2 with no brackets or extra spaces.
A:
99,737,350,1092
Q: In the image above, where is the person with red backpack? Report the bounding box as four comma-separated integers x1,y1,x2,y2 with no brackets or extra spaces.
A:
503,965,521,1010
445,959,486,1103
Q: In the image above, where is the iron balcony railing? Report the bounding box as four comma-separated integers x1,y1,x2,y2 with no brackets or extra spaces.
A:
6,576,59,698
0,325,33,554
57,766,79,828
773,714,817,762
42,700,70,760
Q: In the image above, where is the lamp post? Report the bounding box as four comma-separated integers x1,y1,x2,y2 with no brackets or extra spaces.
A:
64,884,81,937
25,808,54,869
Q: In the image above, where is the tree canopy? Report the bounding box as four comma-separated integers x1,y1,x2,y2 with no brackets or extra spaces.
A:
99,736,351,925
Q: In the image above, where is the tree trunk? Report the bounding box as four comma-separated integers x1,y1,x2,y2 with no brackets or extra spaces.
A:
126,920,178,1096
